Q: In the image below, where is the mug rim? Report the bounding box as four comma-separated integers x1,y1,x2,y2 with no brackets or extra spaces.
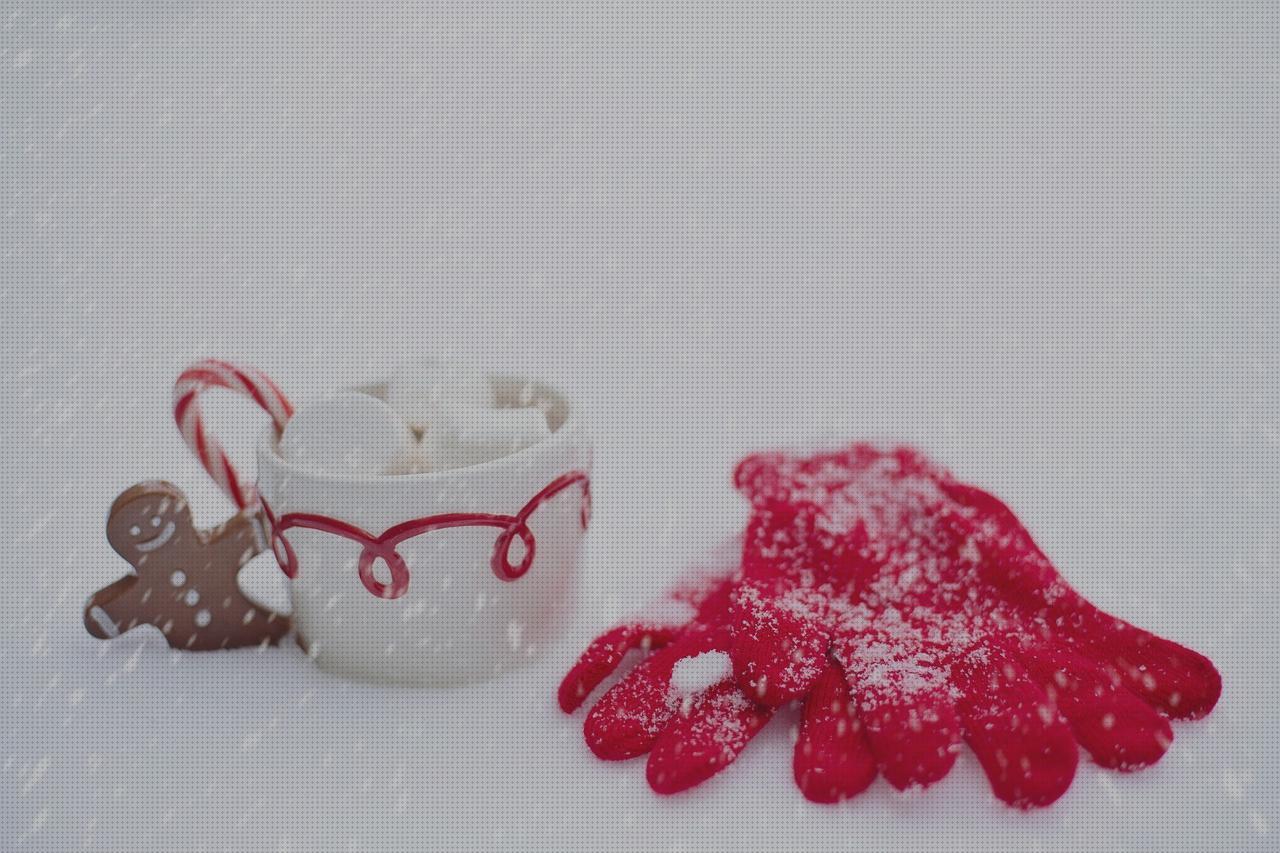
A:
256,374,583,485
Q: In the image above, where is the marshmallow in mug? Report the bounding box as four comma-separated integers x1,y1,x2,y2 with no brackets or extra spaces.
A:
385,362,551,471
422,407,551,471
278,392,416,476
385,359,495,430
279,376,551,475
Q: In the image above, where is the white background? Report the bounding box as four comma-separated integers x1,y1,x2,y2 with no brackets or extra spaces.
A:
2,3,1279,853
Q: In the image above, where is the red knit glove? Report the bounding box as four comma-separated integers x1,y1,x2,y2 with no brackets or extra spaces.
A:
731,444,1222,807
558,541,773,794
560,445,1220,805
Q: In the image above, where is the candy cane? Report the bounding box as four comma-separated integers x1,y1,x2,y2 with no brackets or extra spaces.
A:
173,359,293,510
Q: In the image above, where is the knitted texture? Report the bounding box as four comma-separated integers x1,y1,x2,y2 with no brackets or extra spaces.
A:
560,445,1221,807
558,540,773,794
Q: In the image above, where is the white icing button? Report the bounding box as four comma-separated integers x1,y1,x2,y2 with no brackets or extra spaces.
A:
279,392,416,476
170,570,187,587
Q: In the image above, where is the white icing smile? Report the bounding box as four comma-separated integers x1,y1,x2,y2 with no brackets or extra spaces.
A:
135,521,176,553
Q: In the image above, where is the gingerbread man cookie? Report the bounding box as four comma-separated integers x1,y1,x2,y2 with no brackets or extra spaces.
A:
85,481,290,650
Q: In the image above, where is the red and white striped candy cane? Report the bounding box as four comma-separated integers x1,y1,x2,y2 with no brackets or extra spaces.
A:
173,359,293,510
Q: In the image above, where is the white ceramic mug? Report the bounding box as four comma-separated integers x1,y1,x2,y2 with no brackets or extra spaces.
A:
256,376,591,687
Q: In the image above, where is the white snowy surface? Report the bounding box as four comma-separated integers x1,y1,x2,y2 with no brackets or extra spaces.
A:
1,287,1277,853
1,4,1278,852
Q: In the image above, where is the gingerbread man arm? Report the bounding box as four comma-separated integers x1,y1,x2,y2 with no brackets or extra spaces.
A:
202,510,268,573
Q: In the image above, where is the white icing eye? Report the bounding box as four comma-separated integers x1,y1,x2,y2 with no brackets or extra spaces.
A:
150,516,163,527
129,525,141,537
170,570,187,587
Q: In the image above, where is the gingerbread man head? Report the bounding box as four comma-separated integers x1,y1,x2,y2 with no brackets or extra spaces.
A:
86,481,290,650
105,482,196,564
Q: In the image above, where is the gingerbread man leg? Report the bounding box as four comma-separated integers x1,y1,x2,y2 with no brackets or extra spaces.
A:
86,482,291,650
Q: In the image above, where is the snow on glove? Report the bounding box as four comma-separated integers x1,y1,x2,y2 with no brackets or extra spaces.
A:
558,540,774,794
731,444,1222,808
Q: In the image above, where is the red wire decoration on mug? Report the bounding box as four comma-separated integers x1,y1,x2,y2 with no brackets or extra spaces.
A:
264,471,591,599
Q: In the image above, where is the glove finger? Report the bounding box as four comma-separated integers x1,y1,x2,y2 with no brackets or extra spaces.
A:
559,623,678,713
646,682,773,794
582,618,733,760
939,479,1221,720
731,579,829,706
832,639,961,790
954,647,1079,808
794,661,877,803
1055,605,1221,720
733,452,788,497
583,650,674,760
1017,639,1173,770
858,690,961,791
935,480,1070,604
